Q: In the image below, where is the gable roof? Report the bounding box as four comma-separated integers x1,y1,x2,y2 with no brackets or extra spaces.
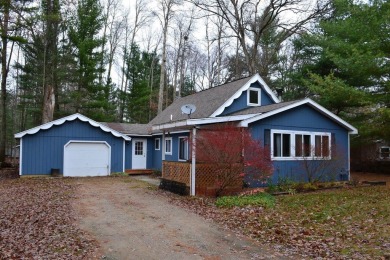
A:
149,74,280,125
239,98,358,134
99,122,152,136
210,74,280,117
14,113,132,140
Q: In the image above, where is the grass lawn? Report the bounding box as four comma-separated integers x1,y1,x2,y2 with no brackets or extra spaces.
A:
263,186,390,258
165,186,390,259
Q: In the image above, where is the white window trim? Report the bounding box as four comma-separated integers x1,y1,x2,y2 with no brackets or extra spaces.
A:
270,129,331,161
165,137,172,155
155,138,160,150
178,136,189,161
379,146,390,159
247,87,261,106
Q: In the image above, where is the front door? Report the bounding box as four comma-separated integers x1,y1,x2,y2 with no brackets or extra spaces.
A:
132,139,147,169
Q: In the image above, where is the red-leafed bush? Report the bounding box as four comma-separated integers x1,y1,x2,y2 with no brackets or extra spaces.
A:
195,124,273,196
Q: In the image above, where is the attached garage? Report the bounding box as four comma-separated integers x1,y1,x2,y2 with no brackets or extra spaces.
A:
15,114,131,177
64,141,111,177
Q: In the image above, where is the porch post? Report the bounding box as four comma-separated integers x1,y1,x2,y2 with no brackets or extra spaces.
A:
191,127,196,196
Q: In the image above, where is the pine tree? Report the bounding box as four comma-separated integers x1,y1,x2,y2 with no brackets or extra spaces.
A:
68,0,114,121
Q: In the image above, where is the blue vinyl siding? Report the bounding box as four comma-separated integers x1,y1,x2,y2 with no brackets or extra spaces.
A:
148,133,190,170
247,105,350,186
220,82,275,116
125,141,132,169
146,138,154,169
21,119,125,175
151,136,162,170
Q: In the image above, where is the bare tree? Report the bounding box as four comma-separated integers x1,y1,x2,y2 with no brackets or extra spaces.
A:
190,0,330,79
156,0,179,114
0,0,11,163
0,0,32,161
170,8,194,100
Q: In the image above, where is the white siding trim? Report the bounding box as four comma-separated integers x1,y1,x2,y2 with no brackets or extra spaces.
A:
347,134,351,181
122,140,125,172
63,140,111,176
19,138,23,175
14,113,131,141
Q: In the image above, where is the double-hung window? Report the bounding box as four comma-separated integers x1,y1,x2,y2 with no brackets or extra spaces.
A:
315,135,330,158
273,133,291,157
271,130,331,160
165,137,172,155
178,137,189,161
155,138,160,150
295,134,311,157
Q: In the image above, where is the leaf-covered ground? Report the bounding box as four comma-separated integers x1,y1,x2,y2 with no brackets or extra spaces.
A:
160,186,390,259
0,178,99,259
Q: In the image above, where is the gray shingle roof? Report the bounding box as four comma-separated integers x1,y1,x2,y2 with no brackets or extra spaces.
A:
226,100,302,116
99,122,152,135
149,77,253,125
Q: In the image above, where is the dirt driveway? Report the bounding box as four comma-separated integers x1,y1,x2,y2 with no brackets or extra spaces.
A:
73,177,279,260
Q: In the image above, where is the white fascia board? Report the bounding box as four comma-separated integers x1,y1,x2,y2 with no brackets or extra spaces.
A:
239,98,359,134
152,130,190,136
125,134,152,137
210,73,280,117
14,113,132,141
152,120,188,131
152,114,257,131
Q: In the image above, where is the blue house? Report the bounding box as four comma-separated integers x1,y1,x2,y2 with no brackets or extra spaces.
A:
15,74,357,190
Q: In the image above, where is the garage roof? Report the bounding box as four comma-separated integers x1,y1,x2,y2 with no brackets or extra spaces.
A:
14,113,132,141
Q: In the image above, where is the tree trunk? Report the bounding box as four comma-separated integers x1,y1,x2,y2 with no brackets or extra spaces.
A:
0,0,10,163
158,21,168,114
42,0,59,123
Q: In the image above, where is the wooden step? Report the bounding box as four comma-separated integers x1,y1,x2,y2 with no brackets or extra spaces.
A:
125,169,154,175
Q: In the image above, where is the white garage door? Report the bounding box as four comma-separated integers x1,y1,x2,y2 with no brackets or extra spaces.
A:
64,142,110,177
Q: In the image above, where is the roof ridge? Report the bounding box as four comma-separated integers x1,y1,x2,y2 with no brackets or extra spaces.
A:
178,75,252,99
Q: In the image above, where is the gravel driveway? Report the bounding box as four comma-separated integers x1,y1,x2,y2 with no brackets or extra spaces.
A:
73,177,278,260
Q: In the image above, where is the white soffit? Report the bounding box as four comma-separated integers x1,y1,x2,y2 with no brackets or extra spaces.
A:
14,113,132,140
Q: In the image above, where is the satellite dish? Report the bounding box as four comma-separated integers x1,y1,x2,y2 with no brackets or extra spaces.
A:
181,104,196,118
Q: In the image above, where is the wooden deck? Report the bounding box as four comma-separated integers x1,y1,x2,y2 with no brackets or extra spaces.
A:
125,169,154,175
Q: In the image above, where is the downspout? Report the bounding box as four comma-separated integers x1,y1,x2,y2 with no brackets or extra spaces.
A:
191,127,196,196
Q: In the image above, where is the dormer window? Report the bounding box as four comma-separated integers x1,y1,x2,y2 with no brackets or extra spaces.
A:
248,88,261,106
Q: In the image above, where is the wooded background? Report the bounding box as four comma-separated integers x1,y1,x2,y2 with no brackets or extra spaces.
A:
0,0,389,162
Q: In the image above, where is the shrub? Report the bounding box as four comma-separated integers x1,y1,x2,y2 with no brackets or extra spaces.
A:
215,193,275,208
111,172,128,177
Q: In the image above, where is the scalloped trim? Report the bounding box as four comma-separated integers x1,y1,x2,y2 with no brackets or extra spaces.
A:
14,113,131,140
